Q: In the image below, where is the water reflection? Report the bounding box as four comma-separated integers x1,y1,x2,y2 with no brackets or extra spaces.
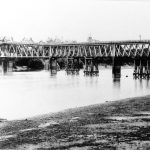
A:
146,79,150,88
113,77,121,88
85,76,98,88
139,78,143,89
50,69,57,76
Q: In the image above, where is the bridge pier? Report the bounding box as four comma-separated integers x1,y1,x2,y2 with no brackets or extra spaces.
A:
66,58,80,75
43,59,50,70
49,57,60,75
112,57,121,79
49,57,57,70
133,58,150,79
0,59,13,74
146,59,150,78
84,58,99,76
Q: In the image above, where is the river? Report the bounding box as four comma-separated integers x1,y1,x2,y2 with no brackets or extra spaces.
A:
0,67,150,120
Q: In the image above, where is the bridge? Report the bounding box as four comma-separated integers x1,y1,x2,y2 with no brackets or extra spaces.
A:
0,40,150,78
0,40,150,58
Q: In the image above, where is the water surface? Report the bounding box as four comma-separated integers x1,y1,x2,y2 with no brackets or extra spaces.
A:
0,67,150,120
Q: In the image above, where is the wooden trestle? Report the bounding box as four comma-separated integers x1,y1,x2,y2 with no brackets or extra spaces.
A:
84,58,99,76
133,58,150,79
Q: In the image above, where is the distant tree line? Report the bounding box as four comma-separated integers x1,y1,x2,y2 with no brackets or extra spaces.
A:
14,58,44,70
14,57,134,71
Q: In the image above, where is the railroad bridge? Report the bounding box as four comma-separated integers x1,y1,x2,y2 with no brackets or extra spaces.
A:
0,40,150,78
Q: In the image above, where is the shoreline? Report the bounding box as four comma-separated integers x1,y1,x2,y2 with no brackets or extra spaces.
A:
2,94,150,121
6,94,150,121
1,94,150,149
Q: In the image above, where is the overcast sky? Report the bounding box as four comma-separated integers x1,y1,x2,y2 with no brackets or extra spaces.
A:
0,0,150,42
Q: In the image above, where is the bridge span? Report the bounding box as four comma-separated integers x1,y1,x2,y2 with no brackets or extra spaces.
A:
0,40,150,78
0,40,150,58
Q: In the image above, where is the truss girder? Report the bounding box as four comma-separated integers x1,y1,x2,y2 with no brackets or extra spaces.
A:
0,43,149,58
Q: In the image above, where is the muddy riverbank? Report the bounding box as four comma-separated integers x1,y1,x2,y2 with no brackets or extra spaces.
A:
1,95,150,149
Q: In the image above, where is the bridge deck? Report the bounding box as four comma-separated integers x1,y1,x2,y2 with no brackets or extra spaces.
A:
1,40,150,46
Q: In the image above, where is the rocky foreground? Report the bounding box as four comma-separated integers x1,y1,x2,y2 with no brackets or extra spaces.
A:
1,96,150,149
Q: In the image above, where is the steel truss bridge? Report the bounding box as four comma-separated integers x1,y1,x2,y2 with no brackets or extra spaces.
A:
0,40,150,58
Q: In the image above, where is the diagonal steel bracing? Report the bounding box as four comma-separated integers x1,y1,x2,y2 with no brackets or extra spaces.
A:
0,40,150,58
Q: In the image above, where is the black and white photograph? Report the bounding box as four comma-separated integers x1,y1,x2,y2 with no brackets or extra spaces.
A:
1,0,150,149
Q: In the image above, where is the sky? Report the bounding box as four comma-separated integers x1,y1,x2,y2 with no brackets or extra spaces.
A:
0,0,150,42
